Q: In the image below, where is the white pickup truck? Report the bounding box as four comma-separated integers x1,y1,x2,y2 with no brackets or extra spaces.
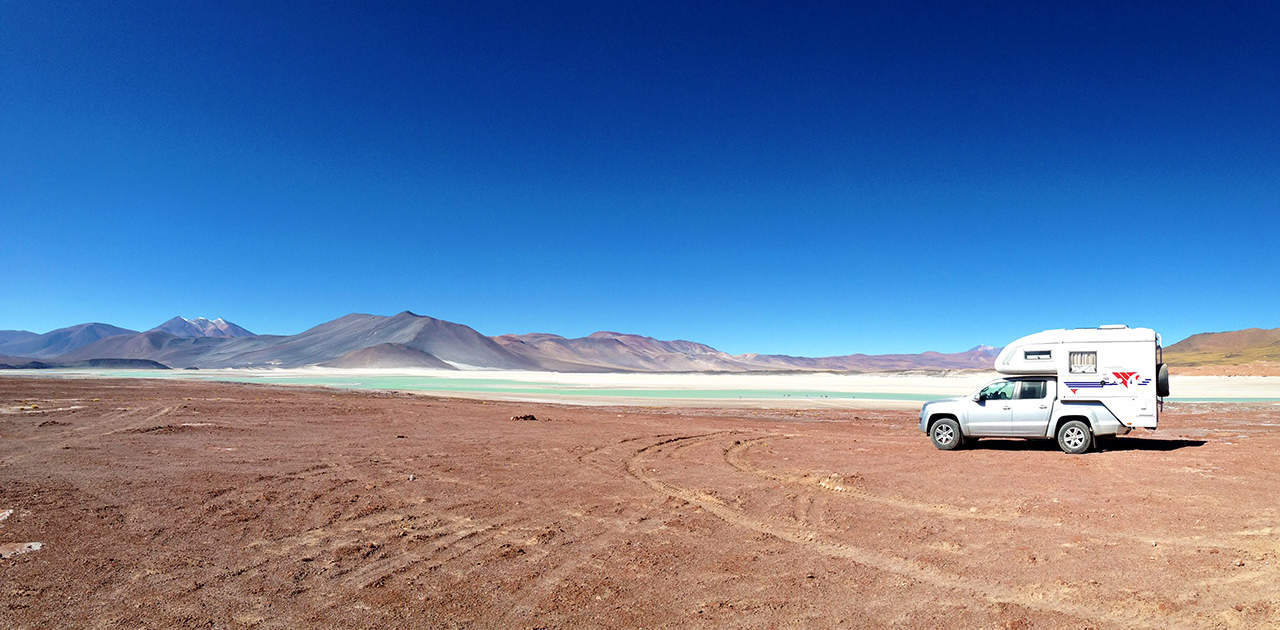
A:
920,325,1170,454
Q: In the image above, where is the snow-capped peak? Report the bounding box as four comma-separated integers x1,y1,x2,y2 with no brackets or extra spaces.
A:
151,316,255,338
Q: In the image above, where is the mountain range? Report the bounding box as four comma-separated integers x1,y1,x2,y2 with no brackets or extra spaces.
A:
5,314,1269,373
0,312,1002,372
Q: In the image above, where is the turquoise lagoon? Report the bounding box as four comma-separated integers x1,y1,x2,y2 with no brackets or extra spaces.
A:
3,369,1276,405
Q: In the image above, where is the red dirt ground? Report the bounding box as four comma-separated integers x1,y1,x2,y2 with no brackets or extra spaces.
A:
1,377,1278,628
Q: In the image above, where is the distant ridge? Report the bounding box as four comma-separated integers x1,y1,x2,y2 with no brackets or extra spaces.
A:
7,313,1275,374
0,323,137,358
7,310,1004,372
0,330,39,346
494,331,764,372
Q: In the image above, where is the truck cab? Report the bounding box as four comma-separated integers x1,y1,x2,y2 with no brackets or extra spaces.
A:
920,325,1170,454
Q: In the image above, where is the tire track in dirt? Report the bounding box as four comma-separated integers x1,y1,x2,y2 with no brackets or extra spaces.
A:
0,403,171,466
340,517,522,589
575,433,675,475
724,435,1269,553
491,431,716,623
490,513,650,626
486,431,746,624
627,433,1196,630
725,435,1060,524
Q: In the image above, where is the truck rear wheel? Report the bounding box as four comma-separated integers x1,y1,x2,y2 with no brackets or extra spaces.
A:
930,418,963,451
1056,420,1092,454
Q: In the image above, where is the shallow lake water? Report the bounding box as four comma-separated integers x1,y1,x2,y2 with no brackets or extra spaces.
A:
4,368,1276,407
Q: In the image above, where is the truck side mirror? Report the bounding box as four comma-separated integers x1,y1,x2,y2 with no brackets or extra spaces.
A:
971,392,981,402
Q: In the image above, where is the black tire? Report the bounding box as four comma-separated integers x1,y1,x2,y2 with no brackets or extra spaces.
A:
1156,363,1170,397
1056,420,1093,454
930,418,963,451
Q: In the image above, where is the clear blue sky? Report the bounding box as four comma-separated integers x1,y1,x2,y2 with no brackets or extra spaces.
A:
2,2,1276,355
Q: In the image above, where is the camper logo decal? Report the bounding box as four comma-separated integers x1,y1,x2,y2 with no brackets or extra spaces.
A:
1113,371,1137,387
1064,372,1152,394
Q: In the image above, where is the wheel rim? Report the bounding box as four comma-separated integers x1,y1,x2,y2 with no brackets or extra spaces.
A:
934,424,954,445
1063,426,1086,449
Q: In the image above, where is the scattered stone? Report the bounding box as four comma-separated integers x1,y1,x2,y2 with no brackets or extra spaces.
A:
0,542,43,559
408,474,416,481
510,414,537,422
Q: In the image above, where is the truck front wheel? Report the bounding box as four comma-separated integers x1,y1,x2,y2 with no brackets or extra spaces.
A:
930,418,963,451
1056,420,1093,454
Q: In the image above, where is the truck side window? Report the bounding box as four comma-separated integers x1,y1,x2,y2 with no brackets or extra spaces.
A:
979,381,1015,401
1069,351,1097,374
1017,381,1047,399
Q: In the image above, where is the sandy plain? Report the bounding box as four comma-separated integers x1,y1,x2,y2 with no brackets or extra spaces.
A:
1,376,1278,628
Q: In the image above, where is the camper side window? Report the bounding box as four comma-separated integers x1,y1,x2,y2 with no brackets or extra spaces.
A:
1024,350,1051,361
1069,351,1097,374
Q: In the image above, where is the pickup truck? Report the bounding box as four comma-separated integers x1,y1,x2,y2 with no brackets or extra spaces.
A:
919,376,1133,454
921,325,1167,454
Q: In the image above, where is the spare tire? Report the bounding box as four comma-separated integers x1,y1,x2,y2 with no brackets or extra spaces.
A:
1156,363,1170,397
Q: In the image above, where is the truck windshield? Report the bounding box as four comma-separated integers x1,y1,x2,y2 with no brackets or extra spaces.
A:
978,381,1015,401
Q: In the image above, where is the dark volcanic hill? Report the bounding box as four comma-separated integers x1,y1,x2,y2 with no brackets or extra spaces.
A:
0,354,44,369
0,323,137,358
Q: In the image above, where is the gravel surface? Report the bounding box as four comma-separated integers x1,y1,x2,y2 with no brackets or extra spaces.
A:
1,377,1277,628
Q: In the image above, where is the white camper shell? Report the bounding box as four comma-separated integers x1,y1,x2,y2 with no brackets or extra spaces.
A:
994,325,1166,429
920,325,1170,453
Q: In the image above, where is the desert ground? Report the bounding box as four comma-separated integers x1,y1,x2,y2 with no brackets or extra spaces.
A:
1,377,1278,628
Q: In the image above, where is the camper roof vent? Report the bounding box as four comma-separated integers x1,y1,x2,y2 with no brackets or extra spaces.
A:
1098,324,1129,329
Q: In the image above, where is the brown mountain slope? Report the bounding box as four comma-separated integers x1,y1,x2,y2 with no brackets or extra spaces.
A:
494,331,765,372
319,343,457,369
1164,328,1280,366
737,345,1000,372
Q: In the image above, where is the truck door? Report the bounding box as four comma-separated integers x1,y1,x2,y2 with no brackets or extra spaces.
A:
1008,379,1054,436
967,381,1015,436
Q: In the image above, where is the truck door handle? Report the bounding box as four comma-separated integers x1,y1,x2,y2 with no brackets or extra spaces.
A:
1002,406,1010,410
1039,405,1048,409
